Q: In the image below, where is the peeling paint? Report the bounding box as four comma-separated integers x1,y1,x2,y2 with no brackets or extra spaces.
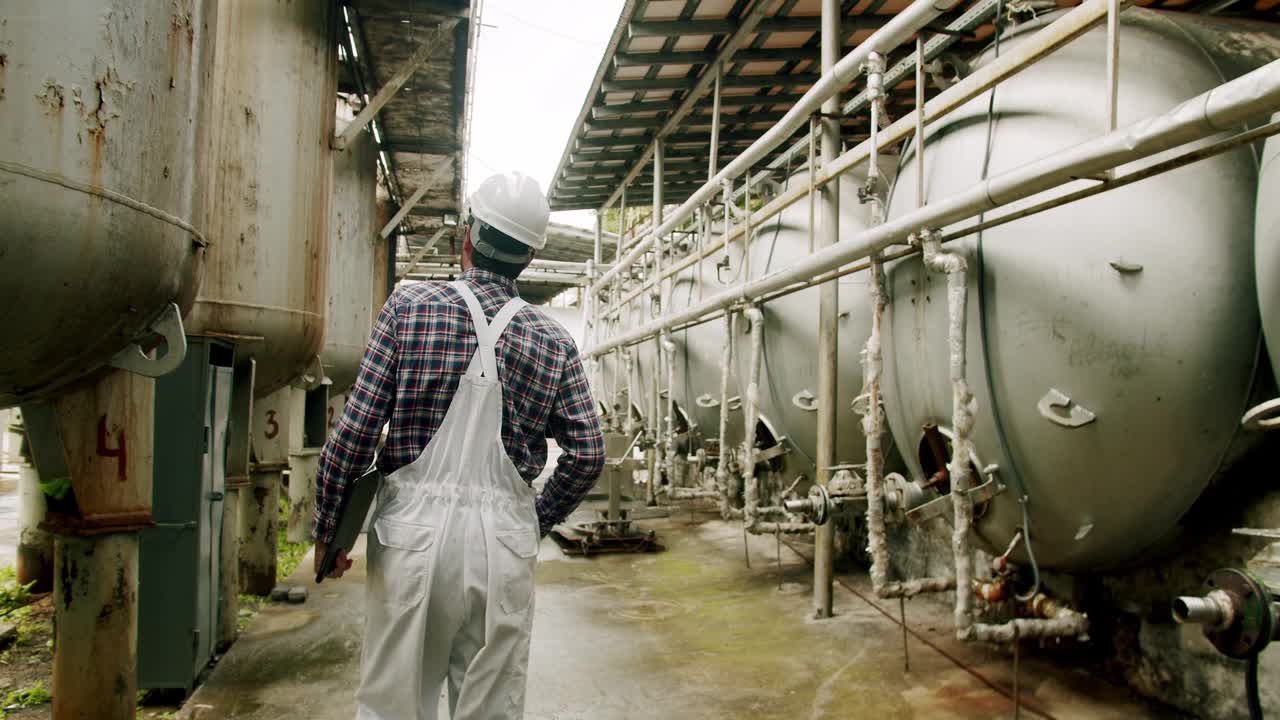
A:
36,79,65,114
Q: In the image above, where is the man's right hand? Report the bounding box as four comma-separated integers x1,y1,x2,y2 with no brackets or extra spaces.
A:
315,541,353,580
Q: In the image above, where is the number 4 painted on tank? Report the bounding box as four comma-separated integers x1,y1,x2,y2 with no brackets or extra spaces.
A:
96,414,128,482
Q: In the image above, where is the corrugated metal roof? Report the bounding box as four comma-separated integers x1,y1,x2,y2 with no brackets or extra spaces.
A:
548,0,1280,212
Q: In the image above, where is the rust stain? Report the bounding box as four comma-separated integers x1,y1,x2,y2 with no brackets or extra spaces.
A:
0,53,7,102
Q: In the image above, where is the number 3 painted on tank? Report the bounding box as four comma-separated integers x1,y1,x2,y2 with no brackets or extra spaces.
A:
264,410,280,440
1037,388,1097,428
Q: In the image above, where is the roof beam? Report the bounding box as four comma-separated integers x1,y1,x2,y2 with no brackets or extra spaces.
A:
594,93,808,118
626,15,889,38
398,226,450,279
384,137,457,154
577,129,763,149
615,46,863,68
601,73,819,92
585,110,789,131
380,158,451,238
333,18,460,150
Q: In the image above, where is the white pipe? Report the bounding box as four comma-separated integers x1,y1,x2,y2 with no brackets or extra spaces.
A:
741,306,764,531
716,311,737,519
920,229,977,638
590,0,962,293
662,333,678,489
586,59,1280,357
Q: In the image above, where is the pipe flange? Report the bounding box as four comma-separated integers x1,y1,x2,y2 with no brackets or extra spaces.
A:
808,484,830,526
1202,568,1273,659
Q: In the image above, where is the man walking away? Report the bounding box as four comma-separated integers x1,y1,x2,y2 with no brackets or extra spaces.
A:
312,172,606,720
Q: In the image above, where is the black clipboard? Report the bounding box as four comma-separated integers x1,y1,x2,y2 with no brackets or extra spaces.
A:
315,466,383,583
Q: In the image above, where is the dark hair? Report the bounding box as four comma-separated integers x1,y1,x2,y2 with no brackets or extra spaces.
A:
469,220,532,280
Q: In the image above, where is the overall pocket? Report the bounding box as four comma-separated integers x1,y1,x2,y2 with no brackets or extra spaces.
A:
494,528,539,615
370,517,436,609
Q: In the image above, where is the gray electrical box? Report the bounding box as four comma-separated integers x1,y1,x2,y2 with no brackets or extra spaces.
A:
138,338,235,691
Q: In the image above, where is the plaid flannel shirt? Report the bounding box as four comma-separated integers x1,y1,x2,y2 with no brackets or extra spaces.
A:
313,268,605,542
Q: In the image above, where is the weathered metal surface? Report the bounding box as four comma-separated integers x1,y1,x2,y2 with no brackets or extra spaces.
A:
239,468,280,597
881,10,1280,571
734,171,882,480
47,369,156,533
1258,113,1280,385
185,1,338,398
53,533,139,720
0,0,216,407
325,130,380,394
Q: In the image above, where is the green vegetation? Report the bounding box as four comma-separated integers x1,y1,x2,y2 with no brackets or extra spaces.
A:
276,495,311,582
0,568,35,618
3,681,51,708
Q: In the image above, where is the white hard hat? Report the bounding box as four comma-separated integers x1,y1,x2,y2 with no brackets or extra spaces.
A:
465,172,550,257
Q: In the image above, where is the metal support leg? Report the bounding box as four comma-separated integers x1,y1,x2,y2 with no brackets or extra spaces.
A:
53,533,138,720
813,0,842,620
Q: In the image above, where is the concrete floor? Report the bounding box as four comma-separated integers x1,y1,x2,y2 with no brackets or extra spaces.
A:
180,512,1166,720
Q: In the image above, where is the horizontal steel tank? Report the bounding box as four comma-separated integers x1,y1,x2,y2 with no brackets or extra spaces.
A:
0,0,215,406
324,130,379,394
1258,116,1280,388
881,9,1279,571
184,1,337,398
730,171,884,479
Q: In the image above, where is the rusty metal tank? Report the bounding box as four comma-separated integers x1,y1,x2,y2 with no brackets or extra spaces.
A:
184,1,337,397
0,0,216,407
881,9,1279,571
1258,116,1280,388
324,129,379,394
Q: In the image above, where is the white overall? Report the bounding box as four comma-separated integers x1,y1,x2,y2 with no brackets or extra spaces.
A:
356,283,540,720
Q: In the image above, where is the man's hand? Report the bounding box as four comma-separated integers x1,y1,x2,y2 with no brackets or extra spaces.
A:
314,541,353,580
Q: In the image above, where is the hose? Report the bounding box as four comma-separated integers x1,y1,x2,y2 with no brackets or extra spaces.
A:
1247,653,1264,720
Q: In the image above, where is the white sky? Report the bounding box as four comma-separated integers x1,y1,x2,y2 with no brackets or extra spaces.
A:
466,0,626,229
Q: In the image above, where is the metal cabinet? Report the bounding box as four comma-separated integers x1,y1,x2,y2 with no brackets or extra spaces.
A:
138,339,234,691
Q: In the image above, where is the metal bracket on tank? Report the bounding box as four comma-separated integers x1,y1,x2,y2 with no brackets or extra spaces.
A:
107,303,188,378
1037,388,1097,428
792,390,818,412
1241,398,1280,432
292,355,332,391
907,466,1005,525
695,394,719,408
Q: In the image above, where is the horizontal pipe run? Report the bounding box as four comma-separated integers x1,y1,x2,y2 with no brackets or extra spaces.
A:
586,59,1280,357
879,576,959,599
966,611,1090,642
600,0,1121,318
590,0,961,293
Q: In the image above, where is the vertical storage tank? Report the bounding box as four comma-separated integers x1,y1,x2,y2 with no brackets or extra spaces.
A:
185,1,337,397
0,0,216,406
324,129,380,394
881,10,1279,571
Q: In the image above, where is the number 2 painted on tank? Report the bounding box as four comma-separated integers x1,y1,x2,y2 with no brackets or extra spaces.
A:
264,410,280,440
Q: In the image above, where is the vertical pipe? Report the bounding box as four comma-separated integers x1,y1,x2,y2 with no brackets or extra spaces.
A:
663,333,678,487
916,37,927,208
920,229,975,640
716,311,737,519
721,179,734,272
742,306,764,531
54,534,138,720
648,139,665,504
709,62,722,180
594,209,604,266
624,349,637,436
863,51,893,596
16,446,53,593
1106,0,1120,133
813,0,841,620
618,186,628,263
